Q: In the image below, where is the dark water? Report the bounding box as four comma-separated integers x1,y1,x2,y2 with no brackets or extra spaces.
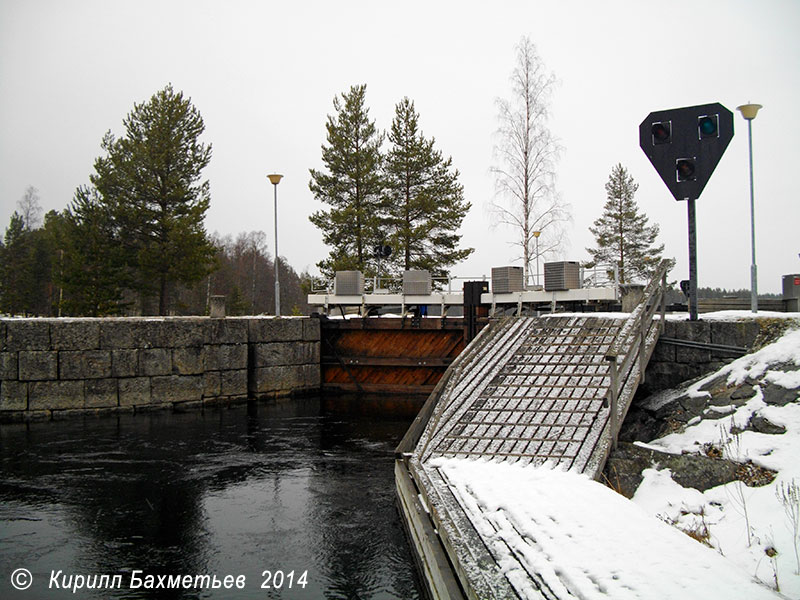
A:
0,397,423,599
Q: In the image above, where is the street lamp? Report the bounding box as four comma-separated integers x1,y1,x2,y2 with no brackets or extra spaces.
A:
267,173,283,316
533,231,541,288
736,103,762,313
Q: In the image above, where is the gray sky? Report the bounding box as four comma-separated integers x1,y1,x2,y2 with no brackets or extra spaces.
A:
2,0,798,293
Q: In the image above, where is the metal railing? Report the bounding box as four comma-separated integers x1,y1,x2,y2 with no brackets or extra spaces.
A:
603,259,669,448
310,263,622,295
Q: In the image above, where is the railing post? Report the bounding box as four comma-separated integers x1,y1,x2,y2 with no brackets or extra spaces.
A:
639,313,646,385
605,354,619,450
660,271,667,333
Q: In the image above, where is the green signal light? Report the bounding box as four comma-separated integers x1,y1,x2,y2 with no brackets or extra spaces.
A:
698,115,718,138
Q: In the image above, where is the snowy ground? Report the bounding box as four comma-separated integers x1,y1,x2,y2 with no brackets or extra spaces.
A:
427,316,800,599
633,323,800,598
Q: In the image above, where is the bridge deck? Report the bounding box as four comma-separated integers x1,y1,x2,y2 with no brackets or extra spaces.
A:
416,315,626,473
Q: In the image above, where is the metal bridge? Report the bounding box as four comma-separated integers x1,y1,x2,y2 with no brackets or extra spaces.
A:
395,261,670,599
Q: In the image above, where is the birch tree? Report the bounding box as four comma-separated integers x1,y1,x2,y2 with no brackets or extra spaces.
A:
490,37,570,286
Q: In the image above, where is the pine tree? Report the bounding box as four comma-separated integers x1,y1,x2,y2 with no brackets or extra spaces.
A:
383,98,473,277
309,84,385,277
0,213,34,315
587,163,672,283
59,187,129,316
90,84,217,315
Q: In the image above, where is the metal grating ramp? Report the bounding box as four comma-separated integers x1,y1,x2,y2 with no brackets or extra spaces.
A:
417,316,625,473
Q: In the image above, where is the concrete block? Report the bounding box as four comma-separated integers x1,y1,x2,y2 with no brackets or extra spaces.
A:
651,340,676,363
0,380,27,410
672,320,711,343
154,320,204,348
19,351,58,381
205,319,248,345
203,371,221,398
85,378,118,408
50,321,100,350
220,369,248,397
209,296,225,318
253,341,319,367
173,346,204,375
711,321,760,350
302,318,321,341
100,320,145,349
151,375,203,403
112,349,138,377
5,320,50,351
119,377,151,406
250,365,314,395
204,344,248,371
0,352,18,380
248,318,303,343
301,363,321,389
29,380,84,410
59,350,112,379
139,348,172,376
676,346,712,364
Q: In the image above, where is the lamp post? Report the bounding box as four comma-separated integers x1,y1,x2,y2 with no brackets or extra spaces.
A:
736,103,762,313
267,174,283,316
533,231,541,288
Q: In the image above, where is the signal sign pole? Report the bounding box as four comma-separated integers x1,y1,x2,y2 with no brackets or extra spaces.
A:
687,198,698,320
639,102,734,320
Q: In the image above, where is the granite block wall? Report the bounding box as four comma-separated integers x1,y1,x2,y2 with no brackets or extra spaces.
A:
0,317,321,421
642,319,761,394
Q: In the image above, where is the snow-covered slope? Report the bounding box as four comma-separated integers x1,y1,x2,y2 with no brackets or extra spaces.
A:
633,323,800,598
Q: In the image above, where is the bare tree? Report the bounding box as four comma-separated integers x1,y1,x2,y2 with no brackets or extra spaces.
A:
490,37,570,287
17,185,43,231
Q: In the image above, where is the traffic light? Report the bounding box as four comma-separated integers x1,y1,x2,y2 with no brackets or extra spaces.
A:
639,102,734,201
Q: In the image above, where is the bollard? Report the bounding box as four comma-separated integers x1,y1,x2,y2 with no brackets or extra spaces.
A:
210,295,226,318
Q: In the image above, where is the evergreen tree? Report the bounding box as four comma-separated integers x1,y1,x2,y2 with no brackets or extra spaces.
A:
90,84,216,315
384,97,473,276
59,187,129,316
0,213,34,315
587,163,672,283
309,84,385,277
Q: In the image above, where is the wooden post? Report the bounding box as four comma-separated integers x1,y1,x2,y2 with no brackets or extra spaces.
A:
605,354,619,450
660,271,667,333
639,313,646,385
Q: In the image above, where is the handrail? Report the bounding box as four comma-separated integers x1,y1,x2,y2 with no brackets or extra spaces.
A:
604,259,670,448
311,263,622,294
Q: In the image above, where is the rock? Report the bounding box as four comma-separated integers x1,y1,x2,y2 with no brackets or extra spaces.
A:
747,414,786,435
762,382,798,406
603,442,740,498
699,373,728,395
730,384,757,401
678,395,707,418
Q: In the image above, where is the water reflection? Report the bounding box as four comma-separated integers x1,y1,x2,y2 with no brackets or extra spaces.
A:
0,397,422,599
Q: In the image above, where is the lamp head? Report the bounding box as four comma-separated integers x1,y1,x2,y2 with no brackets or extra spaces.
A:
267,173,283,185
736,104,762,121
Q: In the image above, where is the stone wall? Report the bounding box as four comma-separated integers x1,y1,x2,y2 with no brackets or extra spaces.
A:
0,317,320,421
642,319,762,395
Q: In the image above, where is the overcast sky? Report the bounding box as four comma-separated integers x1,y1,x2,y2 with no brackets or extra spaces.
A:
2,0,798,293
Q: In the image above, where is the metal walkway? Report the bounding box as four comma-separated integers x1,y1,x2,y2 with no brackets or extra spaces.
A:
396,262,669,599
